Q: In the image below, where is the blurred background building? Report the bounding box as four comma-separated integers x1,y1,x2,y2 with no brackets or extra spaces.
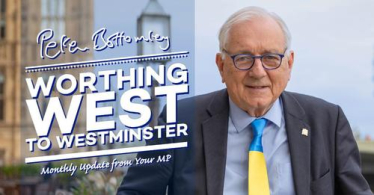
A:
0,0,94,193
137,0,171,127
0,0,21,167
358,140,374,190
0,0,93,166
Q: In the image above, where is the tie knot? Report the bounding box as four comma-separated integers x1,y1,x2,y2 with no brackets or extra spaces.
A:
251,118,267,136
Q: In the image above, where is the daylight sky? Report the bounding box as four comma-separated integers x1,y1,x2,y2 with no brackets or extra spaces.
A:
95,0,374,138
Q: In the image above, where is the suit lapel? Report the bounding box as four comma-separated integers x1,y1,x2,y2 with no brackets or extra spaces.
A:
281,92,311,195
202,90,229,195
200,90,311,195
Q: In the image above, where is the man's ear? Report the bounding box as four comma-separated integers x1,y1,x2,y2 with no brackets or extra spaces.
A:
287,50,294,70
287,50,295,81
216,53,225,83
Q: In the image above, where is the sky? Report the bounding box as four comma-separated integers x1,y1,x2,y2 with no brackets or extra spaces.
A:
94,0,374,139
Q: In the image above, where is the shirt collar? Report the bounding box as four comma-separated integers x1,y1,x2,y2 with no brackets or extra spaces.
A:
229,98,283,133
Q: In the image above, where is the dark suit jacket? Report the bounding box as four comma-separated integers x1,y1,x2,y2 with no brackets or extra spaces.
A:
117,89,372,195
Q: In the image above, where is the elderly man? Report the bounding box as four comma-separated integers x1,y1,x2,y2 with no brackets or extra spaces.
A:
117,6,372,195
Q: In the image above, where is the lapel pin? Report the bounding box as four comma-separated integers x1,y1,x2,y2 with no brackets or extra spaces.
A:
302,128,308,137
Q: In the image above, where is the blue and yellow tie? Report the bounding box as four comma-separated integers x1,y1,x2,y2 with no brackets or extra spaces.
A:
248,118,270,195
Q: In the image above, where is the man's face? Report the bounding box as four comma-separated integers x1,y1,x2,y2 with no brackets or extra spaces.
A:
216,16,294,117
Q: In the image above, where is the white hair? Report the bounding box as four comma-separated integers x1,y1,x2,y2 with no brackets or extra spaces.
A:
218,6,292,53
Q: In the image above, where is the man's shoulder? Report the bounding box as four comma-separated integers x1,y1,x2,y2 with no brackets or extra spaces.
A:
175,90,341,116
282,91,339,114
177,90,339,111
175,89,228,119
178,89,227,107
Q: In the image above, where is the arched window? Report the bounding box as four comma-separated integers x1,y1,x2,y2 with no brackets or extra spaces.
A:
41,0,65,40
